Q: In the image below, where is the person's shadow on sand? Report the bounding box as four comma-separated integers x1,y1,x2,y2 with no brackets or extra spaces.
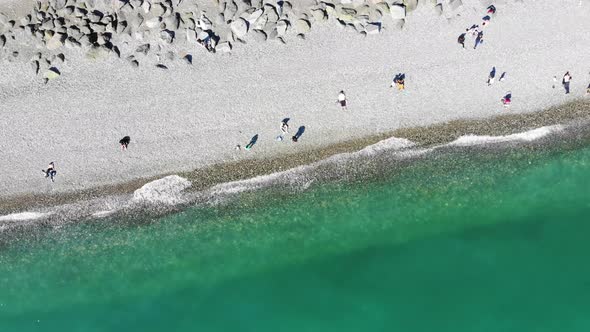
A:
245,134,258,150
292,126,305,142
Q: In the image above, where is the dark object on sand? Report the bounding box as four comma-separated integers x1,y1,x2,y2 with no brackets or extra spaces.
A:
120,136,131,150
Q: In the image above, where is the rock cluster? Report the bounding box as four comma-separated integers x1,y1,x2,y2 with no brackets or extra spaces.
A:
0,0,465,77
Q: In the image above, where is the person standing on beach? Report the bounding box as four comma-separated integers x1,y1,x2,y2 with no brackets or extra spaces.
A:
276,120,289,141
562,72,572,94
487,67,496,86
458,33,466,48
337,91,347,110
474,31,484,49
42,162,57,182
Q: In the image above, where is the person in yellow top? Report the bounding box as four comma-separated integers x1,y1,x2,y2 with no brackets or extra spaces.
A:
390,73,405,91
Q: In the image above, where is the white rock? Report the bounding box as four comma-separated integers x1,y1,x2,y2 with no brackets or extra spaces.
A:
43,67,60,80
311,9,328,22
295,19,311,34
46,33,66,50
244,8,263,24
390,4,406,19
150,3,166,17
365,22,381,34
252,29,267,42
276,19,289,36
230,17,249,38
86,46,111,60
434,3,443,15
215,41,232,53
160,29,175,43
405,0,419,12
145,17,162,29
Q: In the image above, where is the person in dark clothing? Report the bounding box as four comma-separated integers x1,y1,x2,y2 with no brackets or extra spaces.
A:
457,33,466,48
42,162,57,182
487,67,496,86
474,31,484,49
562,72,572,94
487,5,496,14
119,136,131,151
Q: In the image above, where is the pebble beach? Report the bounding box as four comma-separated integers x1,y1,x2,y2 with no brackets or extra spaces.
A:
1,0,590,207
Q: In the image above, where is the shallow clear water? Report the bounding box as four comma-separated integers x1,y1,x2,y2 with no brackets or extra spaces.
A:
1,142,590,331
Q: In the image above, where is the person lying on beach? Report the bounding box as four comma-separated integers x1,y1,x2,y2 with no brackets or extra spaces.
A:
585,83,590,96
42,162,57,182
391,73,405,90
487,5,497,15
499,72,506,82
281,121,289,134
337,91,347,110
467,24,479,36
482,15,491,26
457,33,466,48
119,136,131,151
501,92,512,108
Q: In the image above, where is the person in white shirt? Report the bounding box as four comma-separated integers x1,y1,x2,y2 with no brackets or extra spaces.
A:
337,90,347,110
562,71,572,94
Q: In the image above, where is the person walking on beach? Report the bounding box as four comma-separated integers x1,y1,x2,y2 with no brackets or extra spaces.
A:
585,83,590,96
562,72,572,94
337,90,347,110
119,136,131,151
42,162,57,182
276,119,289,141
499,72,506,82
457,33,466,48
487,67,496,86
474,31,484,49
552,75,557,89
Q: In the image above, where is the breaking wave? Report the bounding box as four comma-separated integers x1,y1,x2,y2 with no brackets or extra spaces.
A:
0,124,569,230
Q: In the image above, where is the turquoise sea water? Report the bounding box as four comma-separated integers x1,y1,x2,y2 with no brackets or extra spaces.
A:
1,139,590,331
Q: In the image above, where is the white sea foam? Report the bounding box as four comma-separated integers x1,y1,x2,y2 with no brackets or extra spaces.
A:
0,212,51,222
92,210,118,218
209,137,416,197
448,125,564,147
1,124,576,226
133,175,192,205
